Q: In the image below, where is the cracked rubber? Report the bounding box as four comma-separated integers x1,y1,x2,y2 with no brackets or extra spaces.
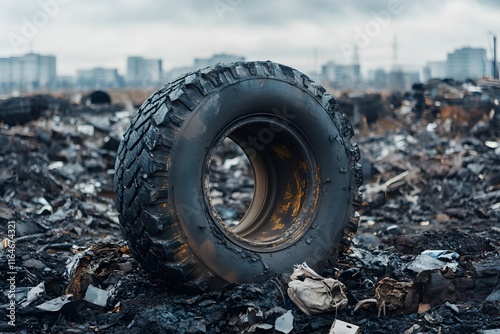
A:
114,61,363,291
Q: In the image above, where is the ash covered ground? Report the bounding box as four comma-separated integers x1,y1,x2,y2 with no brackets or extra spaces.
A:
0,82,499,333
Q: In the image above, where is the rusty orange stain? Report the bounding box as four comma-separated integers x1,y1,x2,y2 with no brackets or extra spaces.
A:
272,145,292,159
271,217,285,231
292,170,305,217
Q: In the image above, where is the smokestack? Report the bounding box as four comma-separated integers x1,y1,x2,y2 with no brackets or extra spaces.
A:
494,35,498,79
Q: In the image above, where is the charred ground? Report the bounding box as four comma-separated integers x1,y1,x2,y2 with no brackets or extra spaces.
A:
0,81,499,333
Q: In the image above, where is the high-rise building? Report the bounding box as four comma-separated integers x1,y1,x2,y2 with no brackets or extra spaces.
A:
193,53,245,68
374,68,388,89
76,67,123,88
321,61,361,89
0,53,56,90
446,47,487,81
388,70,420,91
423,61,447,81
164,53,245,82
126,56,163,86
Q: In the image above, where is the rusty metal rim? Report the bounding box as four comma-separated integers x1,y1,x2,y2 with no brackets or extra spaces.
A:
203,114,320,252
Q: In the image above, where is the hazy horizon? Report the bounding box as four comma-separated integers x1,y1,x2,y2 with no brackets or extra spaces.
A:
1,0,499,77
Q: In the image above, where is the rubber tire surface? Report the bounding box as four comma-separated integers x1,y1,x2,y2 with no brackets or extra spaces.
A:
114,61,362,291
0,97,47,125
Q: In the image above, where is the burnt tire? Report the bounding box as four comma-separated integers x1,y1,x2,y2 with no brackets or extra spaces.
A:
114,61,362,291
0,96,47,125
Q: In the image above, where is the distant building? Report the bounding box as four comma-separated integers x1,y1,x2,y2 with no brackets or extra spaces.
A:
388,70,420,91
76,67,123,89
194,53,245,68
164,66,194,83
446,47,487,81
423,61,447,81
54,75,75,90
0,53,56,91
164,53,245,82
373,68,389,89
321,61,361,89
126,56,163,87
403,71,420,89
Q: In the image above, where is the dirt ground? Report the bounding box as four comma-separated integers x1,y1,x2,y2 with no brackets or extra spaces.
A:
0,91,499,333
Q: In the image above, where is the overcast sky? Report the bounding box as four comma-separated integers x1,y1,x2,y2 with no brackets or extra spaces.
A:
1,0,499,77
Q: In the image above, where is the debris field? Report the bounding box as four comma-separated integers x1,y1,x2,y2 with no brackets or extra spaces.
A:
0,79,499,333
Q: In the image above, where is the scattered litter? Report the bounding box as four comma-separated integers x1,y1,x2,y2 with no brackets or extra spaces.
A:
287,263,348,315
274,310,293,334
486,288,500,302
65,242,133,299
36,295,73,312
21,282,46,307
407,250,460,273
445,301,460,314
374,277,419,315
329,319,361,334
84,284,109,307
2,79,499,333
77,124,94,136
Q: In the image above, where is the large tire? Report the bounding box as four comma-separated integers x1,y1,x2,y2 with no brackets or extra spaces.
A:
114,61,363,291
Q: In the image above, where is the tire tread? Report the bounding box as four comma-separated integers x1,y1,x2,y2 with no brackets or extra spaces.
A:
114,61,362,291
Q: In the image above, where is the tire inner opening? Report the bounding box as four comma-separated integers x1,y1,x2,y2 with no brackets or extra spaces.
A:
206,116,319,249
208,138,255,228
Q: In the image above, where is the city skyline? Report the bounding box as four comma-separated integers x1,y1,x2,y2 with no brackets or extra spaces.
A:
0,45,496,93
1,0,499,77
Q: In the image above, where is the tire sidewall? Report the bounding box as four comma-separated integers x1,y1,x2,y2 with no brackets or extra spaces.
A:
170,77,352,283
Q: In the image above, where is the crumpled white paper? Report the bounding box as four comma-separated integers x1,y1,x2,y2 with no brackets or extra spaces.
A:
287,262,348,315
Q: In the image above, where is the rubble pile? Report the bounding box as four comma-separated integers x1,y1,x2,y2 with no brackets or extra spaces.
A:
0,81,499,333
